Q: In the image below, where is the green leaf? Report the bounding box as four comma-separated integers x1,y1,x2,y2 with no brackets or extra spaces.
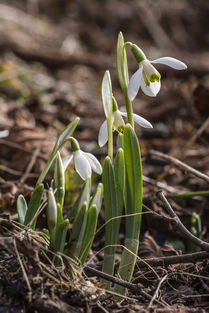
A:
123,124,142,239
114,124,143,295
69,202,88,261
17,195,28,224
68,179,91,221
89,183,103,215
102,157,117,254
117,32,129,93
101,71,113,119
114,148,125,209
54,152,65,208
24,184,44,228
37,118,79,185
79,204,98,265
53,118,80,154
102,156,119,279
54,219,69,253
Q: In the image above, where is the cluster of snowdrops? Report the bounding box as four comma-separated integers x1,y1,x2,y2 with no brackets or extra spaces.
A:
17,32,186,295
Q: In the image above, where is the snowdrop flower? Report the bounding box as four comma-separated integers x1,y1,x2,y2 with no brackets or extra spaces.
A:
98,108,152,147
62,138,102,180
128,44,187,101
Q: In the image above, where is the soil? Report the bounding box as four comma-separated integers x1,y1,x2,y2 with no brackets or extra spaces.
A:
0,1,209,312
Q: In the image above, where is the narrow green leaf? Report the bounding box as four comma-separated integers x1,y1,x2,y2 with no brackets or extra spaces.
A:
114,124,143,295
89,183,103,215
54,152,65,208
102,156,119,280
123,124,142,239
102,157,117,254
79,205,98,265
69,202,88,260
54,219,69,253
37,118,79,185
68,179,91,220
114,148,125,209
54,117,80,153
17,195,28,224
24,184,44,228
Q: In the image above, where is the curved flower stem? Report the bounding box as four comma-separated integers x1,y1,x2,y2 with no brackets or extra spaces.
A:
124,89,134,129
107,118,113,160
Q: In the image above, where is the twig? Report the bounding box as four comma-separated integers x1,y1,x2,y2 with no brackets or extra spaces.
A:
0,139,47,161
157,191,209,252
143,175,178,193
84,266,165,307
20,145,41,183
13,238,32,302
150,150,209,183
148,275,168,307
0,164,38,178
187,116,209,146
135,251,209,271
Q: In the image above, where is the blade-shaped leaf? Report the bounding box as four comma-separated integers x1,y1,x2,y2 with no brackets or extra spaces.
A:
54,219,69,253
102,156,118,279
37,118,79,185
123,124,143,239
17,195,28,224
79,204,98,265
24,184,44,228
68,179,91,221
69,202,88,260
89,183,103,215
114,148,125,217
54,152,65,208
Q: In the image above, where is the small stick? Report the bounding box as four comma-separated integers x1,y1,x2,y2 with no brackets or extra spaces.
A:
187,116,209,146
157,191,209,252
20,145,41,183
148,275,168,307
0,139,47,161
135,251,209,271
150,150,209,183
84,266,165,307
13,238,32,302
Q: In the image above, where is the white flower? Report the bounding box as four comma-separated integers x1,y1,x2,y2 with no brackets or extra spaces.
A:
62,150,102,180
128,57,187,100
98,109,152,147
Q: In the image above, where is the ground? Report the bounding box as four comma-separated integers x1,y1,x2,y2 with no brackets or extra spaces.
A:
0,1,209,312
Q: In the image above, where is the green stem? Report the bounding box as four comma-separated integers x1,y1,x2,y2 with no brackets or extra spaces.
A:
124,89,134,128
168,190,209,199
107,118,113,160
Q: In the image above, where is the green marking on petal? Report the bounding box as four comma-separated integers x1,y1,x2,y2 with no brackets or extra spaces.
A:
150,73,161,82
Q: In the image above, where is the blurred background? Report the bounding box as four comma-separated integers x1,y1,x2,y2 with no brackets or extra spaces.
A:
0,0,209,216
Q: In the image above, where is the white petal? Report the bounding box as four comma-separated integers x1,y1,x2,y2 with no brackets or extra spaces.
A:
102,71,112,119
83,152,102,175
141,77,161,97
62,155,73,172
128,67,143,101
98,120,108,147
120,111,153,128
113,110,125,129
151,57,187,70
74,150,92,180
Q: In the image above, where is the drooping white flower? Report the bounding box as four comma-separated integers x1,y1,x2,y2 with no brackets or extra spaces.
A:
128,45,187,100
98,109,152,147
62,149,102,180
